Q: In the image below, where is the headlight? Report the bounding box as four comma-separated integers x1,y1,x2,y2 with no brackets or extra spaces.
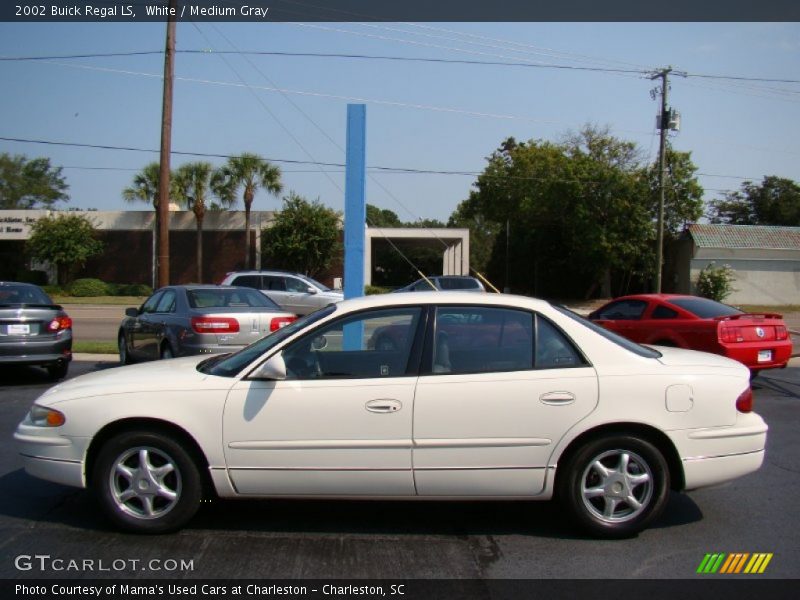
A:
29,405,66,427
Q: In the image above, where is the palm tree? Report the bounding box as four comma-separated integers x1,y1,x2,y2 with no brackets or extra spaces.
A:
174,162,215,283
213,153,282,269
123,163,162,288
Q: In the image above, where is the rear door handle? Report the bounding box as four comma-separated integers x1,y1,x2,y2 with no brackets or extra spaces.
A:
540,392,576,406
365,399,402,413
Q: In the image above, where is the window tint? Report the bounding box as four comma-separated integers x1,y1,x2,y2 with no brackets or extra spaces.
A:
263,276,287,291
282,307,421,380
201,306,335,378
155,289,176,313
232,275,262,289
535,315,584,369
651,305,679,319
669,297,742,319
140,292,163,314
188,288,279,309
439,277,480,290
0,285,51,305
432,307,533,374
594,299,648,320
285,277,309,293
412,280,433,291
556,306,661,359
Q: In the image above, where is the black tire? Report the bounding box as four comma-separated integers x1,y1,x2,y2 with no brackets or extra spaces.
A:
160,342,174,360
118,333,133,365
92,430,202,534
46,361,69,381
558,435,669,539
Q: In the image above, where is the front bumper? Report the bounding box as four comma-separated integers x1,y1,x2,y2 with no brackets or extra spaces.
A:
14,422,88,488
667,411,768,490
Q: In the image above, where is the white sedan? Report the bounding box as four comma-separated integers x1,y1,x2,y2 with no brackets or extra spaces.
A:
14,292,767,538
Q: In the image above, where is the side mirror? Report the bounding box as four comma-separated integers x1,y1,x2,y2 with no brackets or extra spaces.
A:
306,286,318,295
252,354,287,380
125,307,139,317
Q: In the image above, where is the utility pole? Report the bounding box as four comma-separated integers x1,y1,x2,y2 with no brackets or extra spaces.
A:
650,67,671,294
157,0,177,288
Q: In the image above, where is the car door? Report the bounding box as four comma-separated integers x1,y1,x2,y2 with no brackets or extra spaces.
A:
590,299,649,342
261,275,292,312
128,291,163,359
283,275,317,314
412,306,598,497
222,306,424,496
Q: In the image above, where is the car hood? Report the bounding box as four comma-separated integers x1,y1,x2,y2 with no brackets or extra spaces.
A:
37,356,229,405
652,345,747,372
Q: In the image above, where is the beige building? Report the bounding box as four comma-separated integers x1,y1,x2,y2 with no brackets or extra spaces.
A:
672,224,800,305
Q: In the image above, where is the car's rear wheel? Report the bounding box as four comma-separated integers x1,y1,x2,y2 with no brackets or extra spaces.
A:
160,343,174,360
559,435,669,539
93,431,202,534
46,361,69,381
118,333,133,365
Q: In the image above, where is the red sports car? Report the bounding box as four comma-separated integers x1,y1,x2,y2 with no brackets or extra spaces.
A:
589,294,793,374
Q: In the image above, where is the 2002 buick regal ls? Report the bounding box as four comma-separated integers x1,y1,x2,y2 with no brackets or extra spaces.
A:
14,292,767,538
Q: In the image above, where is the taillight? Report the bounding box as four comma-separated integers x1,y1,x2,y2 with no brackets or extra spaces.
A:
776,325,788,341
736,387,753,413
191,317,240,333
47,316,72,331
270,316,297,332
719,324,744,343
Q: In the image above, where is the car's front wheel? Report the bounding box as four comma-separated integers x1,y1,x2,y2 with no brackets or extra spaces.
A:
92,431,202,534
559,435,669,539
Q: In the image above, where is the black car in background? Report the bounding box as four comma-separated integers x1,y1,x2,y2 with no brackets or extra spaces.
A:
0,282,72,380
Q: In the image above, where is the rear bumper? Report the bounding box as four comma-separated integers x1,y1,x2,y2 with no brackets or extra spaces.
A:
0,334,72,366
667,411,768,490
722,340,793,370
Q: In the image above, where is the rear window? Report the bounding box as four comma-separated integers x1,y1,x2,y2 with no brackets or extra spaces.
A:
669,297,742,319
188,288,280,309
0,284,52,305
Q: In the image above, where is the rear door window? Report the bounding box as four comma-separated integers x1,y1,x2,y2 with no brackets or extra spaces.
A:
232,275,262,289
594,299,648,320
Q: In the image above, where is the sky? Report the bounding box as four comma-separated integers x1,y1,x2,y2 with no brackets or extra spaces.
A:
0,19,798,223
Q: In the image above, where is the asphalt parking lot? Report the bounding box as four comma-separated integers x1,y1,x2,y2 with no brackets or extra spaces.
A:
0,358,798,582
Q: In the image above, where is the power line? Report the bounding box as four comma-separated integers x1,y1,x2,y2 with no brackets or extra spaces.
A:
6,49,799,86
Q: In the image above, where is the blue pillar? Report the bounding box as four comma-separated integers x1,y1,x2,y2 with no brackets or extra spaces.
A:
343,104,366,350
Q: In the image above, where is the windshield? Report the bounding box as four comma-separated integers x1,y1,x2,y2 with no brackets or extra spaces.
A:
0,284,52,306
199,305,336,377
296,274,331,292
555,305,662,359
669,297,742,319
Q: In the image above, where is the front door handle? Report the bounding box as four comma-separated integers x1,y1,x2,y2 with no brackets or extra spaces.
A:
365,399,402,413
540,392,576,406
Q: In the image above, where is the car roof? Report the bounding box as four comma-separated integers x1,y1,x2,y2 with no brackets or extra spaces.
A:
610,294,700,302
337,291,550,312
226,270,303,276
0,281,41,288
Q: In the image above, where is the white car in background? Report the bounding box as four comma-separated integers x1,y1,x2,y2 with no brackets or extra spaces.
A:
15,292,766,538
220,270,343,315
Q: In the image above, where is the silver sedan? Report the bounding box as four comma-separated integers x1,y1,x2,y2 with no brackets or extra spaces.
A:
117,285,297,363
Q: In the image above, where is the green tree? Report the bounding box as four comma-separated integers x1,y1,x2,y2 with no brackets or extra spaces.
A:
366,204,402,228
458,127,658,298
26,213,103,284
0,153,69,208
262,193,341,278
708,176,800,226
647,147,705,235
174,162,217,282
448,194,500,275
122,162,162,209
213,153,283,269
